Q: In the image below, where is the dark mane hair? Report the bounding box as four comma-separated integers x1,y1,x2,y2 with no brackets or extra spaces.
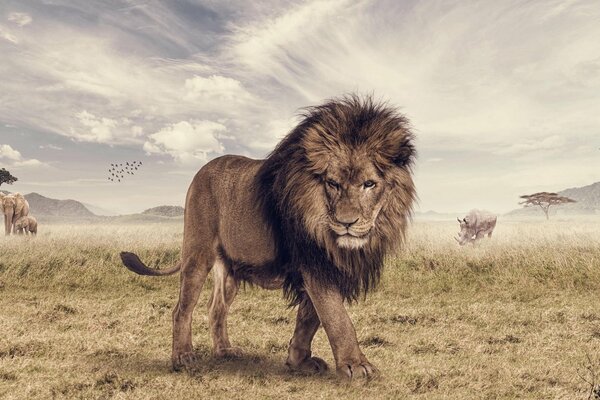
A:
257,94,416,305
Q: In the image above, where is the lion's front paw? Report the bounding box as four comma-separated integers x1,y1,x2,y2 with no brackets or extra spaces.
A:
336,359,378,380
287,356,329,374
214,346,244,359
172,352,199,372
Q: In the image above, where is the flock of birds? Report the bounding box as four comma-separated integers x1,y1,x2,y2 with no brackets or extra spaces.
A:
107,160,143,183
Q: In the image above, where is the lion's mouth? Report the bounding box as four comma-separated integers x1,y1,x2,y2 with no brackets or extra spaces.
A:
342,231,370,238
331,227,371,238
331,227,371,249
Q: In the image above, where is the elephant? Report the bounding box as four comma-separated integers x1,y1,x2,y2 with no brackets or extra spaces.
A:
1,193,30,236
14,215,37,236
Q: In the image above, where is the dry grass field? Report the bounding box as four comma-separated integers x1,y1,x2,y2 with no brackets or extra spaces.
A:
1,218,600,399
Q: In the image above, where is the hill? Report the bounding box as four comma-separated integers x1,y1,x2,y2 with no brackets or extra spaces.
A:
82,202,118,216
508,181,600,216
559,181,600,211
24,192,96,217
142,205,184,217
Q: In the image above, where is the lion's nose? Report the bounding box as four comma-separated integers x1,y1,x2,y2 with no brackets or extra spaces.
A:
337,218,359,228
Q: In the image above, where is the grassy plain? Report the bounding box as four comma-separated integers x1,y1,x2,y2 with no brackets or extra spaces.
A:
1,218,600,399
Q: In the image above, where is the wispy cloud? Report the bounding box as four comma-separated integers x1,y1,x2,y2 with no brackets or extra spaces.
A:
0,0,598,212
0,25,18,43
39,144,63,151
8,12,32,27
494,135,567,156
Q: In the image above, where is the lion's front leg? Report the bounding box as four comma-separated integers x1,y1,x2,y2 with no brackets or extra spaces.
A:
286,295,328,374
302,273,377,380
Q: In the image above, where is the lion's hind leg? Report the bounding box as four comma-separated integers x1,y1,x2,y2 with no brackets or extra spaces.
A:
172,254,212,371
285,295,328,374
208,257,242,358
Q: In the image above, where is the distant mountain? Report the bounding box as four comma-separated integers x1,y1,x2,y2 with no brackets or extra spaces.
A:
142,205,184,217
559,182,600,211
24,192,96,217
82,202,118,216
2,191,186,223
508,181,600,216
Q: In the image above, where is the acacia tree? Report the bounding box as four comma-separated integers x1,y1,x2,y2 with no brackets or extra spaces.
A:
519,192,576,220
0,168,18,187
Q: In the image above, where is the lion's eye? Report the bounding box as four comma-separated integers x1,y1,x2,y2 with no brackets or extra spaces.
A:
363,180,376,188
326,179,340,190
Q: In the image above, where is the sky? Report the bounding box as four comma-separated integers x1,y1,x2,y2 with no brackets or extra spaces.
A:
0,0,599,214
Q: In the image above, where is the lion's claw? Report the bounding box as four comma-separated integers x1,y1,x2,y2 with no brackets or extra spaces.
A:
337,360,378,380
287,356,329,374
172,352,199,371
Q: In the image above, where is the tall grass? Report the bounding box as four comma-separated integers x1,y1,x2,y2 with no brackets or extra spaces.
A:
0,219,599,399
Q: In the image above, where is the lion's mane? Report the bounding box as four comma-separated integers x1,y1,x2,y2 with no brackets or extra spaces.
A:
256,95,416,304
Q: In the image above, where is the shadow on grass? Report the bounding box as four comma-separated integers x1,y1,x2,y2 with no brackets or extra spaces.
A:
88,345,335,382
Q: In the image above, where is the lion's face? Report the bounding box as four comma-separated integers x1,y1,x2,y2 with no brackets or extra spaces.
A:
323,157,386,249
277,97,415,259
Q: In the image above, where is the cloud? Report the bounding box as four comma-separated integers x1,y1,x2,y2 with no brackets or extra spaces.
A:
0,26,18,44
1,1,599,213
39,144,63,150
0,17,265,149
495,135,566,156
246,116,298,152
68,111,150,145
130,125,144,137
184,75,251,101
144,120,226,163
0,144,22,161
13,159,43,167
72,111,118,143
0,144,45,168
8,12,32,27
225,0,600,145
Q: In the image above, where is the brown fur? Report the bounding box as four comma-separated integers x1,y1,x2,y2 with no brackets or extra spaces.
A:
258,95,416,303
120,94,416,379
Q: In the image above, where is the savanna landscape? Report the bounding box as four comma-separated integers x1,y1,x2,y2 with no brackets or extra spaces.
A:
2,1,600,399
2,217,600,399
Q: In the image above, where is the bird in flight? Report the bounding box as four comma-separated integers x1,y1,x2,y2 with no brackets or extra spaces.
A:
106,160,144,183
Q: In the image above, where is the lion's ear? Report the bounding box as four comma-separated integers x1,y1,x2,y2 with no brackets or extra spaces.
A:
371,133,415,170
391,138,415,167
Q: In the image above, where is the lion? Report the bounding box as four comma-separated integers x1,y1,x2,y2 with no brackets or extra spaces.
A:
120,95,416,379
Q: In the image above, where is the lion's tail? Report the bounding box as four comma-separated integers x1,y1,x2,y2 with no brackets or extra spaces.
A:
120,251,181,276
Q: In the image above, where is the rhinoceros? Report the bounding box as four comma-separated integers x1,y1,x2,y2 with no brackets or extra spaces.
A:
455,209,497,245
